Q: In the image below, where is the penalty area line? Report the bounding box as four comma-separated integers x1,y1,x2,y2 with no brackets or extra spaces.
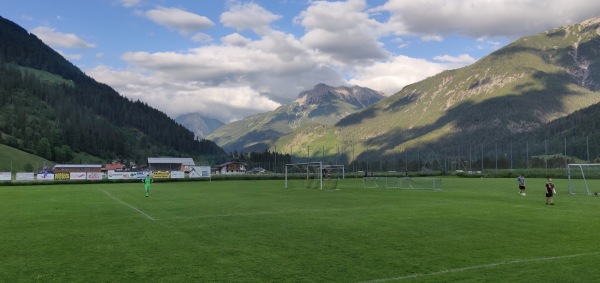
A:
99,189,156,221
357,251,600,283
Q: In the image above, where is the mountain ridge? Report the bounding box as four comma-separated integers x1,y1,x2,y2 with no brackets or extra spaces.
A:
211,16,600,164
207,84,384,152
175,113,224,139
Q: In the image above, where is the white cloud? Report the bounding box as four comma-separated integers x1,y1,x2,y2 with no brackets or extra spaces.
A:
421,35,443,42
86,65,282,123
31,26,96,49
119,0,140,7
145,7,214,35
58,51,83,61
191,33,213,43
298,0,388,64
86,21,345,121
220,2,282,32
349,55,467,95
378,0,600,38
221,33,251,46
433,54,476,64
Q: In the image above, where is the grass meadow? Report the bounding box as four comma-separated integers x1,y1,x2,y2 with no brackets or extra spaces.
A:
1,177,600,282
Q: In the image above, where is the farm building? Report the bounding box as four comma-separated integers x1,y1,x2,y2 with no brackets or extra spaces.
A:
53,164,102,173
147,157,195,172
104,164,125,172
214,162,246,175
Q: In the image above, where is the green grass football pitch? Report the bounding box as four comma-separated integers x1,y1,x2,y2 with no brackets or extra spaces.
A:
2,177,600,282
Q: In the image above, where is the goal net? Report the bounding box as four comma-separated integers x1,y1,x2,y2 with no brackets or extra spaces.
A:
399,177,442,190
567,164,600,195
285,163,344,191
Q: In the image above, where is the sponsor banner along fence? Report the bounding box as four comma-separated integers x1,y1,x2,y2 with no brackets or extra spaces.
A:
0,172,11,181
70,172,87,180
153,171,170,179
55,172,70,180
16,172,35,181
37,173,55,181
1,169,217,182
86,172,103,180
108,171,146,180
170,171,185,179
189,166,211,178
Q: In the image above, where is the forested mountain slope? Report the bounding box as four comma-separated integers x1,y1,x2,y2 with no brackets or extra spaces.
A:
0,16,226,165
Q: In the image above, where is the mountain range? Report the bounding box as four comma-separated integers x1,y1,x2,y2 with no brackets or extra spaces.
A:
175,113,224,140
209,17,600,163
3,14,600,167
207,83,385,152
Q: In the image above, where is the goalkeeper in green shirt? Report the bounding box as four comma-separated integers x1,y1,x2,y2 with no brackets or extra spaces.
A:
143,174,153,197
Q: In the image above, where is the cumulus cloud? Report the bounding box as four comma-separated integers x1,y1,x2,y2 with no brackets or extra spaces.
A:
87,65,282,123
421,35,443,42
348,55,453,95
93,0,572,122
31,26,95,49
86,22,345,121
433,54,476,65
298,0,388,64
58,51,83,61
378,0,600,38
145,7,214,35
221,33,252,46
191,33,213,43
119,0,140,7
220,2,282,32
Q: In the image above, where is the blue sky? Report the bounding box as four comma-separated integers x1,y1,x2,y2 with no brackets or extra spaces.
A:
2,0,599,123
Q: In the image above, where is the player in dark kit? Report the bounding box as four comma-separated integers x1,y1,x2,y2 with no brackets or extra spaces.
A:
545,178,555,205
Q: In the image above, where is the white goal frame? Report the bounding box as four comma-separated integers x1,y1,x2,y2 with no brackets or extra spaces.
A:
285,162,323,190
567,163,599,195
285,162,345,191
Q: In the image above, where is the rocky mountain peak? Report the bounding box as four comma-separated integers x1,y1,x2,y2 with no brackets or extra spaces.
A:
294,84,384,108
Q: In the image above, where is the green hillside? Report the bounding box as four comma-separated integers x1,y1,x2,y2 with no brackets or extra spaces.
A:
273,17,600,163
0,16,227,165
0,143,52,172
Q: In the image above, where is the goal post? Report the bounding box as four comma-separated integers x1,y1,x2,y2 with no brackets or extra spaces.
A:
285,162,345,191
567,163,600,195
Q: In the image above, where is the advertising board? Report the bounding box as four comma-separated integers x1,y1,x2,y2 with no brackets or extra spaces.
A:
0,172,11,181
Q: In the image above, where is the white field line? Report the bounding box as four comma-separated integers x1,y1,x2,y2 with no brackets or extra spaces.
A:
357,251,600,283
99,189,156,221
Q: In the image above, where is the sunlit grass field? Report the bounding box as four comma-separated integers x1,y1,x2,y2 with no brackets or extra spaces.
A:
2,177,600,282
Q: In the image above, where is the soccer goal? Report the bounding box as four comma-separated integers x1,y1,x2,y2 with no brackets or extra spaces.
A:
567,164,600,195
285,162,344,191
399,177,442,190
